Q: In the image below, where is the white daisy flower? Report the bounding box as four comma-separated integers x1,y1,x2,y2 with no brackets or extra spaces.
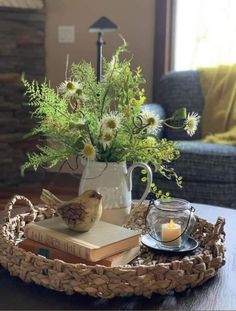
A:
58,80,82,98
141,110,162,132
100,129,114,149
81,143,96,160
101,113,121,131
184,112,200,136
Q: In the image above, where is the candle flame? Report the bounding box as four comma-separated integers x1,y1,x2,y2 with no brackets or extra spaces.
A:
169,219,176,229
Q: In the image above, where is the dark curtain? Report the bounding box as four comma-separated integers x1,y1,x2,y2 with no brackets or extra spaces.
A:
153,0,174,102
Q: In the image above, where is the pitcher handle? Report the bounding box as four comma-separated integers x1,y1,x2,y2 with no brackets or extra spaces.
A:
127,162,153,208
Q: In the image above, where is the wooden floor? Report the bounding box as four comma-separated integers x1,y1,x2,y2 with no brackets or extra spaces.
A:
0,173,80,210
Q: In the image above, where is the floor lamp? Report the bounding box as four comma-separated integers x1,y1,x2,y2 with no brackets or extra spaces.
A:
89,16,118,83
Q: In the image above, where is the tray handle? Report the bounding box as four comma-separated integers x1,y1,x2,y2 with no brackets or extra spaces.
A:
213,216,226,242
3,195,36,222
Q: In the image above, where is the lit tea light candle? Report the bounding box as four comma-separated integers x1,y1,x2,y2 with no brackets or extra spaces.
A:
161,219,181,247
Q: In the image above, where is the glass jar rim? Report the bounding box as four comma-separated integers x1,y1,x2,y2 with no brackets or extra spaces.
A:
153,198,191,212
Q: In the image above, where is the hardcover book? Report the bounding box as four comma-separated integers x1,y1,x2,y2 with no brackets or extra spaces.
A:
24,217,140,262
18,238,140,267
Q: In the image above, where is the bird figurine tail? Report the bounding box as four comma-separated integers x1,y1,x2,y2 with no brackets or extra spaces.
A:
40,189,62,208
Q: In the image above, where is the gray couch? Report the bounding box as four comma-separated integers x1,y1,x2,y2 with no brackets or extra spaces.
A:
133,70,236,209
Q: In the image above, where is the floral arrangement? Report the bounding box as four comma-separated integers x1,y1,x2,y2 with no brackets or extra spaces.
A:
21,40,200,198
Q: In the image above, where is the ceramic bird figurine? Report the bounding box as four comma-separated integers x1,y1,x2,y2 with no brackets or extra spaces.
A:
40,189,103,232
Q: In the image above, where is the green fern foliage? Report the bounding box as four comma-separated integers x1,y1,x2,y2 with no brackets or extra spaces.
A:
21,39,199,191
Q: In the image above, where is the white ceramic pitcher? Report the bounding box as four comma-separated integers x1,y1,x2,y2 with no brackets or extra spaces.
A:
79,161,153,226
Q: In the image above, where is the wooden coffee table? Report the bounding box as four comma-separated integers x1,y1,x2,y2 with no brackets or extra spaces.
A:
0,202,235,310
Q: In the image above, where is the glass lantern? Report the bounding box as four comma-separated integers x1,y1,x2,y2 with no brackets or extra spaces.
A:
146,198,196,250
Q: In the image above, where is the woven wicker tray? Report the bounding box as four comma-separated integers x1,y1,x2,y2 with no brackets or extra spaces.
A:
0,195,225,299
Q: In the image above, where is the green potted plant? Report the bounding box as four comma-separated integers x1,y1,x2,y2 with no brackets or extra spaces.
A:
21,40,200,225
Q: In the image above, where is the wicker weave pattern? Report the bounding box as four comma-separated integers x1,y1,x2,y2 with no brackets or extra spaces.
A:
0,195,225,299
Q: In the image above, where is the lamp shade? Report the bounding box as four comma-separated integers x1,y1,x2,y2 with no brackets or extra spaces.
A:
89,16,118,33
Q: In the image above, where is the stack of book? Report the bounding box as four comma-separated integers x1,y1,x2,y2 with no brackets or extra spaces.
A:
19,217,141,267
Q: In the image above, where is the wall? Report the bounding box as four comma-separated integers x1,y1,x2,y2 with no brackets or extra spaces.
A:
0,5,45,187
45,0,155,101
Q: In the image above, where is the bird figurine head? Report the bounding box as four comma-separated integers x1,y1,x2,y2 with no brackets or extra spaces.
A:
40,189,103,232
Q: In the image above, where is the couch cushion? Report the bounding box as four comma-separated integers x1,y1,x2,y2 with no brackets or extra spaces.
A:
157,71,204,140
168,141,236,183
147,178,236,208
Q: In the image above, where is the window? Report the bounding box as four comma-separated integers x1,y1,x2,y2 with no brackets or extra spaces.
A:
173,0,236,70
